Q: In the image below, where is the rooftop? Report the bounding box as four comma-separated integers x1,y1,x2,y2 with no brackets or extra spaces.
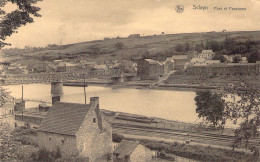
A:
114,140,140,159
38,102,91,136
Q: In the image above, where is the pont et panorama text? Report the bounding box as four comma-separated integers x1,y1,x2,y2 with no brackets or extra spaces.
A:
193,5,246,11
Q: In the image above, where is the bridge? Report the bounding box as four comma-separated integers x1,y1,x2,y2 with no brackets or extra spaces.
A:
2,69,124,85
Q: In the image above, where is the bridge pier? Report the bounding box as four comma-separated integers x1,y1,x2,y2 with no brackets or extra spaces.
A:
51,81,63,95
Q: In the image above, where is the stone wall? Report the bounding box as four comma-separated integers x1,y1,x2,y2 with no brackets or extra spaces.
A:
37,131,78,157
76,99,113,161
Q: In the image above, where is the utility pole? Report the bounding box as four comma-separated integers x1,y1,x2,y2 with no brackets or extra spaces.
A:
84,79,86,104
22,85,23,117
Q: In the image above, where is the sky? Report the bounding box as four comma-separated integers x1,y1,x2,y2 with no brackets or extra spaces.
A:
2,0,260,48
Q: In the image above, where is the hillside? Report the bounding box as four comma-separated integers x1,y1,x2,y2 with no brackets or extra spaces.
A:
4,30,260,63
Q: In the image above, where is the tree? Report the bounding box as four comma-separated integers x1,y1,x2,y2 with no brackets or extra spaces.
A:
194,91,225,129
175,43,184,52
115,42,124,49
248,49,260,63
232,56,241,63
223,82,260,152
213,54,226,63
0,0,42,48
184,42,190,52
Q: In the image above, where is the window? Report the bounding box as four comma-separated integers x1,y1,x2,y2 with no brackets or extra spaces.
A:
49,137,52,142
14,123,17,127
61,140,64,145
93,118,96,123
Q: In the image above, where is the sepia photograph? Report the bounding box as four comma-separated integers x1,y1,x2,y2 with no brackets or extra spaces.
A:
0,0,260,161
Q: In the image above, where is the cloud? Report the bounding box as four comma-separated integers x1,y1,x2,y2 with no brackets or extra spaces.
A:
3,0,260,48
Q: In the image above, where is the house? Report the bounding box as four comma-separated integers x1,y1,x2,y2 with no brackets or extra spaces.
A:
5,67,23,75
197,50,215,59
94,64,108,70
240,57,248,63
128,34,141,38
57,62,66,72
37,97,113,161
171,55,188,70
137,59,164,80
113,140,153,162
66,63,78,72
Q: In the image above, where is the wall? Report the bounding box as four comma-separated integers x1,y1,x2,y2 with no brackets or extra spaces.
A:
186,63,260,76
130,145,153,162
37,131,78,157
76,100,113,161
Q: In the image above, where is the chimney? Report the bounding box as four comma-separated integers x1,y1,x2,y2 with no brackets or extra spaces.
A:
52,96,60,105
90,97,99,108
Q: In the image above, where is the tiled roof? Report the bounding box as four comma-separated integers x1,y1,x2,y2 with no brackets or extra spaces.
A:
38,102,91,136
114,140,140,159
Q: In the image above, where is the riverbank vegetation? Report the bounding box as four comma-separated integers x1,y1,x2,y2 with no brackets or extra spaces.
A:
194,82,260,154
112,133,258,162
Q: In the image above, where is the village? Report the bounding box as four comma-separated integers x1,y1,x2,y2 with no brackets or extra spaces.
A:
0,32,259,161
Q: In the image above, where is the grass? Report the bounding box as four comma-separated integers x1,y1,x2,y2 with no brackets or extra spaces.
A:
112,133,259,162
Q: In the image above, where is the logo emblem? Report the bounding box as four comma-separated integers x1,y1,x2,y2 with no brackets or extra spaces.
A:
175,5,184,13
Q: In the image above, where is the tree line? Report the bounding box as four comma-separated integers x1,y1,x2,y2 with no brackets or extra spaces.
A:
175,38,260,63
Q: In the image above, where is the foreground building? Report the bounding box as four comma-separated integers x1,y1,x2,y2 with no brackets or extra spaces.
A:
37,97,113,161
113,140,153,162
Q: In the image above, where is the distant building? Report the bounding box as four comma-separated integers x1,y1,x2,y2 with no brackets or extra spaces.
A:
197,50,215,59
5,67,23,75
66,63,78,72
37,97,112,161
94,64,108,70
164,58,174,73
128,34,141,38
137,59,164,80
171,55,188,70
240,57,248,63
223,54,242,63
113,140,153,162
57,62,66,72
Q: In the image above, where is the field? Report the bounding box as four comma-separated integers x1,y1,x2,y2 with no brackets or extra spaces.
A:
3,30,260,64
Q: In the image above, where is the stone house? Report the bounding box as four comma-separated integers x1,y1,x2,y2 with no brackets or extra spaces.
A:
137,59,164,80
113,140,153,162
37,97,113,161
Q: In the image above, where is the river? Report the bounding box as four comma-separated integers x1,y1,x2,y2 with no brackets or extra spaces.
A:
3,83,200,123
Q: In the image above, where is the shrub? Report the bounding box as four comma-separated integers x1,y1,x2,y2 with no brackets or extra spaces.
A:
31,147,61,161
112,133,124,143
